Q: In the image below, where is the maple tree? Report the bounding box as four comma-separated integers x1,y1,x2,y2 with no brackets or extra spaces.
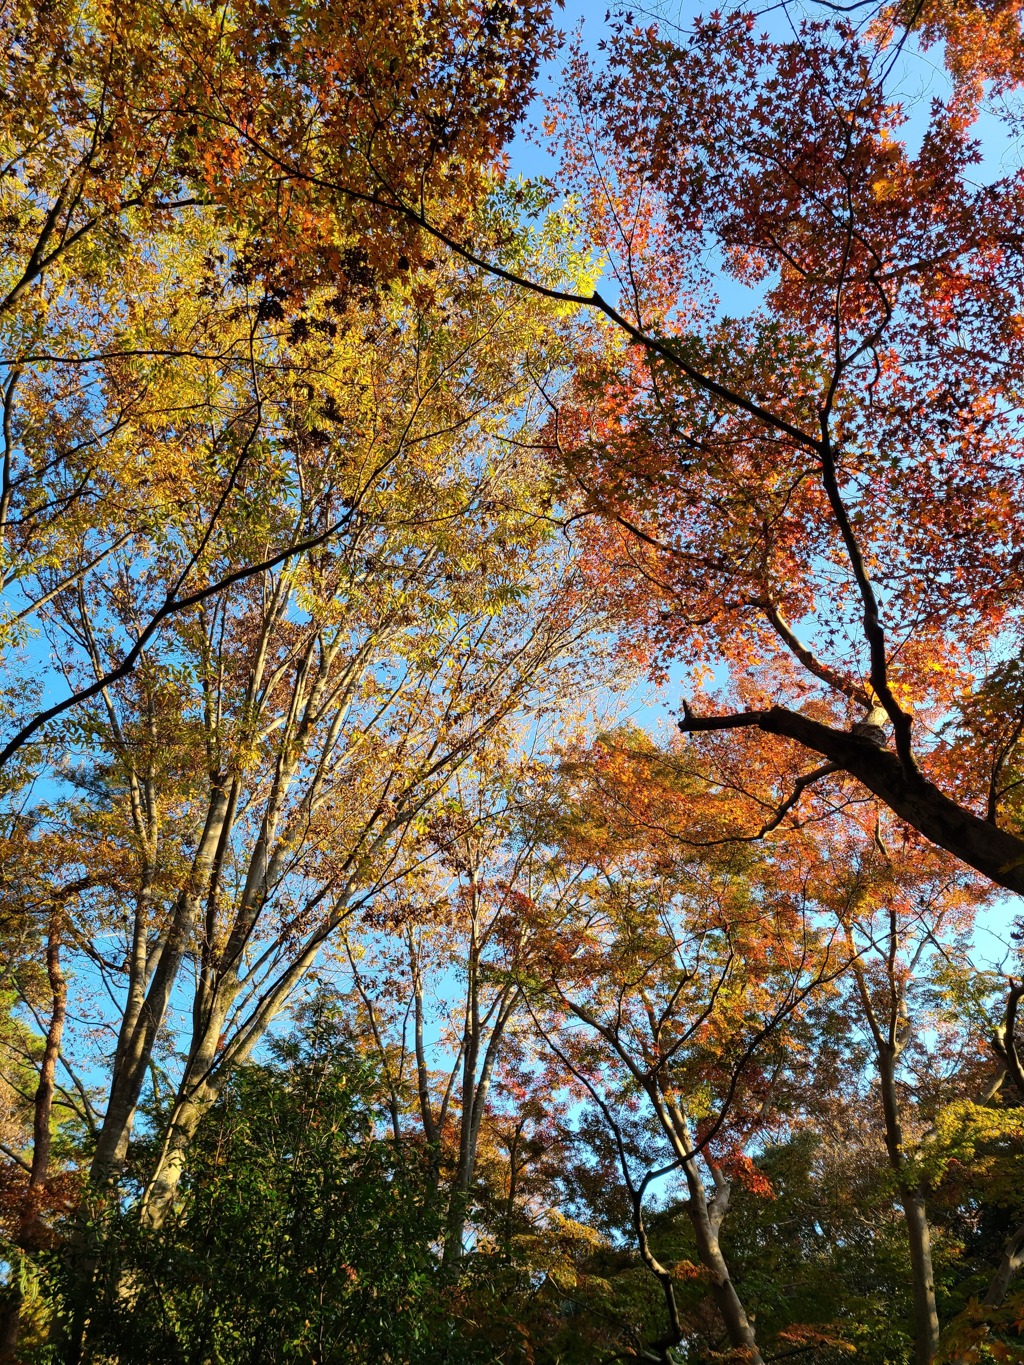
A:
5,733,1023,1363
808,819,1017,1364
596,15,1024,898
508,731,845,1363
519,727,1024,1361
526,6,1024,898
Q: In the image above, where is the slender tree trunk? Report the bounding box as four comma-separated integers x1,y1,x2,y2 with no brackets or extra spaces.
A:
983,1218,1024,1308
60,791,232,1364
444,1135,474,1266
684,1178,763,1363
661,1097,764,1364
90,787,232,1185
442,901,515,1271
875,1043,940,1365
625,1183,684,1361
140,918,339,1226
139,1088,215,1230
847,919,940,1365
0,1297,20,1365
140,982,236,1229
443,923,481,1268
25,912,67,1238
899,1184,941,1365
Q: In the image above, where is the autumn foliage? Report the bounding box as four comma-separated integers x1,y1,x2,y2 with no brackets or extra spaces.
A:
1,1,1024,1363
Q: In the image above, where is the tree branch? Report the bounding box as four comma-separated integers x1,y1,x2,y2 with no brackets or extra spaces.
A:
679,703,1024,894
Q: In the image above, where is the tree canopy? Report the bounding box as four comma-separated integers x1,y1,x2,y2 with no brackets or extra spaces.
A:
2,2,1024,1363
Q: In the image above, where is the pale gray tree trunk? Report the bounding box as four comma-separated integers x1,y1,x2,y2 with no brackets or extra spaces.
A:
849,932,940,1365
660,1096,765,1365
983,1219,1024,1308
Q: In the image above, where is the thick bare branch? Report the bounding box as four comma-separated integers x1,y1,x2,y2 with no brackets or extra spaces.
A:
679,702,1024,894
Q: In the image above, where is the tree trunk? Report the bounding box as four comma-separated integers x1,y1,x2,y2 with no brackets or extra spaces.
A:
684,1178,763,1363
139,985,235,1230
139,1087,215,1229
983,1218,1024,1308
90,786,233,1186
444,994,481,1265
660,1097,764,1364
26,915,67,1227
141,892,354,1227
875,1042,940,1365
0,1292,21,1365
442,921,516,1270
900,1185,941,1365
59,793,233,1364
